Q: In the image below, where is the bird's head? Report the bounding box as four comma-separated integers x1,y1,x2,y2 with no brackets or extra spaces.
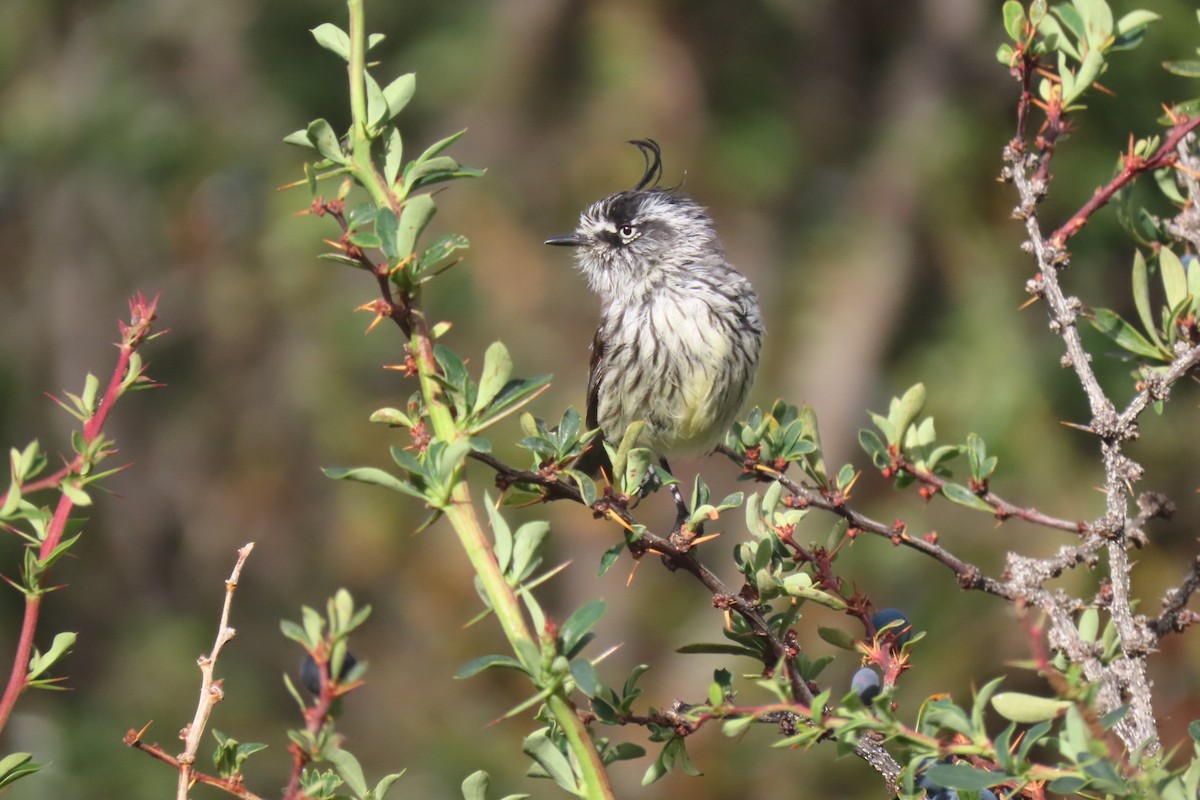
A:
546,140,722,302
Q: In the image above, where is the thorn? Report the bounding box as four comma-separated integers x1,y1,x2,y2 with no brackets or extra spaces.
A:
1059,420,1094,433
842,470,862,497
388,254,415,275
1173,162,1200,180
1017,295,1040,311
626,558,643,587
364,314,386,335
135,720,154,740
323,238,347,251
690,532,722,547
753,463,782,479
605,509,636,533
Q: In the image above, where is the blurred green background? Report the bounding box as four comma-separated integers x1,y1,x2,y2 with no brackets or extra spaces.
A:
2,0,1200,797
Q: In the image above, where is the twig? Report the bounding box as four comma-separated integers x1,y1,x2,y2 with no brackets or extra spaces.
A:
1149,554,1200,637
176,543,255,800
1050,115,1200,247
124,734,266,800
892,458,1087,534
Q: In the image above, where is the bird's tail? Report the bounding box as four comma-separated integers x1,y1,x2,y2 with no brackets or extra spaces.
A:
571,433,612,480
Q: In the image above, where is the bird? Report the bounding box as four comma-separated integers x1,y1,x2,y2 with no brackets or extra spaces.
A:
545,139,764,522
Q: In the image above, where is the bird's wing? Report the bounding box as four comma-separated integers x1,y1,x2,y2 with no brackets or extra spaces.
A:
574,326,612,478
586,325,605,431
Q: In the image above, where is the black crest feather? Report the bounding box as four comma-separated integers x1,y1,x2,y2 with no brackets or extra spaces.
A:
628,139,664,191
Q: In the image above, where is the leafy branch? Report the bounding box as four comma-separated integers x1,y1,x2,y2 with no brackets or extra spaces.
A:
0,292,163,787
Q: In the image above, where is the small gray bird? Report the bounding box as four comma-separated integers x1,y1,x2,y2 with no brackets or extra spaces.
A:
546,140,764,493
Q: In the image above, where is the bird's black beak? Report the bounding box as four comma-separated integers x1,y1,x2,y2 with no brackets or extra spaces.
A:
545,233,587,247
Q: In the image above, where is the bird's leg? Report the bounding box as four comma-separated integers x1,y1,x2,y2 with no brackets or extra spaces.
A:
659,458,693,532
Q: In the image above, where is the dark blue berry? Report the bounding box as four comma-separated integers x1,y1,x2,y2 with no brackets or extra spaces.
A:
300,650,358,694
871,608,913,646
850,666,882,704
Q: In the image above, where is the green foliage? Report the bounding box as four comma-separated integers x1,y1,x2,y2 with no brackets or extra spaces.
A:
211,730,267,780
1090,247,1200,371
997,0,1159,106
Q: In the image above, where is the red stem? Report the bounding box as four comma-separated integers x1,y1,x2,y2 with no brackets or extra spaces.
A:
0,294,158,733
1050,114,1200,247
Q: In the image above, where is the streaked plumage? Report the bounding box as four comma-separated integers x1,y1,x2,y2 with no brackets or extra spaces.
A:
546,140,764,476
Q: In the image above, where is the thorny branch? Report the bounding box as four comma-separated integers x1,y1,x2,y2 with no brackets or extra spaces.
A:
1000,83,1200,752
0,294,162,735
468,451,903,786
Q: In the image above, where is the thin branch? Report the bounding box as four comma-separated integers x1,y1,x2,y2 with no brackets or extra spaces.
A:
176,543,255,800
1149,553,1200,637
893,458,1087,534
1050,115,1200,247
124,733,266,800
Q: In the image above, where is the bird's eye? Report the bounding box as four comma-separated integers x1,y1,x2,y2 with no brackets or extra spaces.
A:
619,225,636,239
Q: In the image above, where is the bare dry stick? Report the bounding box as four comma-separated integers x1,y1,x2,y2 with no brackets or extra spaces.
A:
176,543,255,800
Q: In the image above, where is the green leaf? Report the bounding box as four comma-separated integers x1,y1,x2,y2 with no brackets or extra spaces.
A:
396,194,437,259
1131,249,1166,350
1078,607,1099,642
510,521,550,583
0,752,41,789
1114,10,1159,36
675,643,763,659
474,342,513,415
991,691,1071,723
383,127,404,186
27,631,76,680
782,582,847,611
858,428,889,468
310,23,351,61
323,466,428,502
415,129,468,163
1165,59,1200,77
306,119,346,165
522,730,578,795
1065,48,1104,105
1003,1,1026,41
381,73,416,122
60,480,91,507
941,482,993,513
365,72,388,131
1048,776,1087,794
462,771,489,800
1089,308,1166,359
817,626,858,651
455,653,527,679
417,233,471,275
560,600,605,656
1072,0,1112,49
475,374,552,429
597,542,624,576
1161,247,1189,311
925,764,1011,791
891,383,926,446
376,209,400,261
569,658,601,697
374,771,405,800
326,747,369,798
